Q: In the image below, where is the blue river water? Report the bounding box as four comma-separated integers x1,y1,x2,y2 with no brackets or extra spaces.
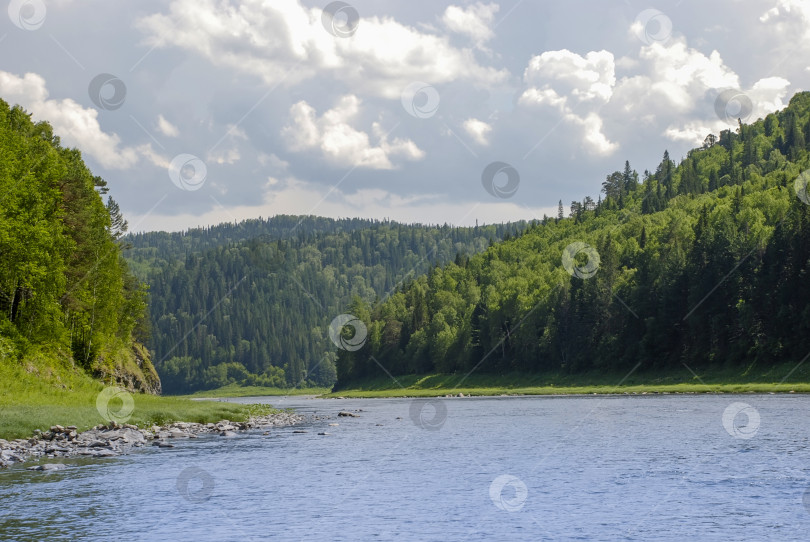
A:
1,394,809,541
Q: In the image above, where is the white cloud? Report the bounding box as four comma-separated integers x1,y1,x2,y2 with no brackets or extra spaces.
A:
282,95,424,169
137,0,509,100
633,41,739,112
156,114,179,137
747,76,792,113
760,0,810,23
0,71,139,169
137,143,170,169
613,39,790,145
442,3,499,48
463,117,492,145
519,49,617,155
572,113,617,156
522,49,615,104
517,35,793,153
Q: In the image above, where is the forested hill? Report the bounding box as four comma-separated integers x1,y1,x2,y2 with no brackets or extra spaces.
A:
125,219,528,393
335,92,810,387
0,100,158,392
125,216,405,277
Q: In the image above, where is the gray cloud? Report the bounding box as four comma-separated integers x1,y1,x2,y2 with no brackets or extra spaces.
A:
1,0,807,231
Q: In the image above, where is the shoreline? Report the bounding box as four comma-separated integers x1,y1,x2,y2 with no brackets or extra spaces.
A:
0,410,304,470
323,382,810,399
175,382,810,400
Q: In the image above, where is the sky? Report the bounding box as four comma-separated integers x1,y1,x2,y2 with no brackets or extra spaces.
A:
1,0,808,232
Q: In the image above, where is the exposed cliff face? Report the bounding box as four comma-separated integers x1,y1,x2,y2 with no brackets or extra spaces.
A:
93,342,162,395
131,343,162,394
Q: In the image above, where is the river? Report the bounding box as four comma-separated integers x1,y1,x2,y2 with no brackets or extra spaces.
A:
1,394,809,540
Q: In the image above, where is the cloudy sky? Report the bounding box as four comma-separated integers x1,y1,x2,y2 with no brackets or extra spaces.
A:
1,0,808,232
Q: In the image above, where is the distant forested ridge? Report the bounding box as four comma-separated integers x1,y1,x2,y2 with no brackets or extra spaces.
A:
126,218,528,393
0,100,158,392
334,92,810,387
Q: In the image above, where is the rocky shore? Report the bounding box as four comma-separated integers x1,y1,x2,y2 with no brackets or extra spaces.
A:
0,410,304,470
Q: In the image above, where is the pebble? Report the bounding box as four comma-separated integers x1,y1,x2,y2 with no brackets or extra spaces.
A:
0,411,304,469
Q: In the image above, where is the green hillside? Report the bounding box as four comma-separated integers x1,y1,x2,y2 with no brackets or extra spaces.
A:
0,99,157,392
127,218,528,393
334,92,810,389
0,100,281,438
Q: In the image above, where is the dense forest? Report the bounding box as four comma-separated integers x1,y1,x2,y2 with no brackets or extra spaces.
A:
334,92,810,387
0,100,158,392
126,218,527,393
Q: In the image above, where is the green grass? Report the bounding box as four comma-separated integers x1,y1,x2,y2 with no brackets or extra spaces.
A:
0,352,274,440
326,361,810,398
181,383,330,399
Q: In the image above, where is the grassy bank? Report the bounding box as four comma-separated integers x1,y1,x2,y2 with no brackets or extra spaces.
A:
182,383,330,399
326,362,810,398
0,352,271,440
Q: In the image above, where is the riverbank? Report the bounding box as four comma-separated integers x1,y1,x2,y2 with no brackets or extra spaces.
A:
183,384,330,399
0,354,292,440
0,409,304,470
326,363,810,398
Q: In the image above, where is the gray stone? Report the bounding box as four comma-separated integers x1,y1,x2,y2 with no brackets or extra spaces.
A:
27,463,67,471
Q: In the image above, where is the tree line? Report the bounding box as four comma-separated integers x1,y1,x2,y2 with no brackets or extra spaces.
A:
334,91,810,386
126,218,528,393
